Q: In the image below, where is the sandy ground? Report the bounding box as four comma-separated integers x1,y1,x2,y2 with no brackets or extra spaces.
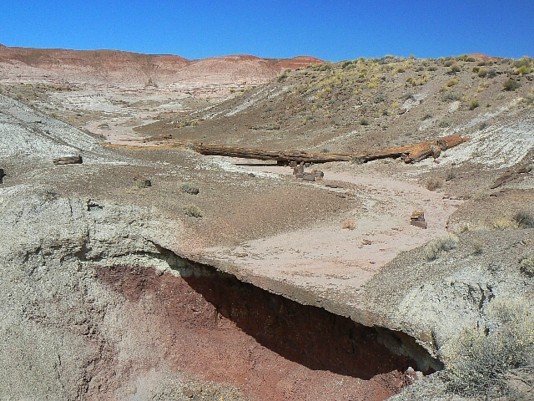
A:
203,159,462,298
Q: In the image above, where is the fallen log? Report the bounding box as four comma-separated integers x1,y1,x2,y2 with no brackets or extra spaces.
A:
191,144,353,164
192,135,467,164
357,135,467,164
105,134,468,164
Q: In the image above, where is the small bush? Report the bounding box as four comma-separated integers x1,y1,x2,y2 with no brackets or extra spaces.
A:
277,69,289,82
446,78,458,87
183,205,203,218
492,218,519,230
477,67,488,77
519,254,534,277
426,178,443,191
445,169,456,181
444,299,534,397
360,118,369,126
181,183,200,195
503,78,521,91
472,240,484,255
423,234,459,261
468,99,479,110
441,92,460,102
513,211,534,228
448,65,461,74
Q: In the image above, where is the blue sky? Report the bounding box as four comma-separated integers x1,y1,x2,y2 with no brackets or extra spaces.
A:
1,1,533,61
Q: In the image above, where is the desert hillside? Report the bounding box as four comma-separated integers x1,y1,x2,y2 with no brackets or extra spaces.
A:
0,47,533,401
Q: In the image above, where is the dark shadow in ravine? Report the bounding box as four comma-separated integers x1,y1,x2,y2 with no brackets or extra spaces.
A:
96,247,439,381
179,261,425,380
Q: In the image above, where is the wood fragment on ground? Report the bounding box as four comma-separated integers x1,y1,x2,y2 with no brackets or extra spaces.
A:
53,155,83,165
490,163,533,189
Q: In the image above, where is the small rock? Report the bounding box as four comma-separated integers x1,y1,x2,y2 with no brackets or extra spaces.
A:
134,176,152,188
302,173,316,182
53,155,83,165
312,169,325,179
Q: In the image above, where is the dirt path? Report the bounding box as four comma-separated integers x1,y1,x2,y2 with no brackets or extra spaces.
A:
204,160,462,302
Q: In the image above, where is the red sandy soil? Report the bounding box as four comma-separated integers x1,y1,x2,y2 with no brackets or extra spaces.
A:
97,265,413,401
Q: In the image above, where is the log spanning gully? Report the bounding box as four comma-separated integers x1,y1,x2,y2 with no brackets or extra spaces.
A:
108,134,467,165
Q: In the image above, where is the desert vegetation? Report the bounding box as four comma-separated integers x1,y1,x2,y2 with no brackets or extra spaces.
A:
443,299,534,399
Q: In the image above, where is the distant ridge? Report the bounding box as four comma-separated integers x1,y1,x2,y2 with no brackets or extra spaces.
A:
0,45,323,89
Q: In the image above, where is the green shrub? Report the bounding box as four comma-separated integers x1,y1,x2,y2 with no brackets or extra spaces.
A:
513,57,532,75
503,78,521,91
513,211,534,228
519,253,534,277
444,299,534,397
277,69,290,82
469,99,479,110
441,92,460,102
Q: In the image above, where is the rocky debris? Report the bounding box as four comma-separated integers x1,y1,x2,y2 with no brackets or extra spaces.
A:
53,155,83,165
403,367,424,385
410,210,427,229
291,162,324,182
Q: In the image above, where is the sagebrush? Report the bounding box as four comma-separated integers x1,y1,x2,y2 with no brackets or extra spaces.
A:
444,299,534,398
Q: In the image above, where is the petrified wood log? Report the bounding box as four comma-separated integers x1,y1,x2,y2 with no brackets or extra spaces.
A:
357,135,467,164
107,134,467,165
490,163,533,189
191,144,353,164
191,135,467,164
53,155,83,165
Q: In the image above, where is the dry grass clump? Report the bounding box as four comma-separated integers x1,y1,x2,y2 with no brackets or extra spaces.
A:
341,219,357,230
468,99,479,110
443,299,534,398
426,178,443,191
424,234,459,261
183,204,203,218
492,218,519,230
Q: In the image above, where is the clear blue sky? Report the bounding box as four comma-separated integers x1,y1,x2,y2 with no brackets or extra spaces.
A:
2,1,533,61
